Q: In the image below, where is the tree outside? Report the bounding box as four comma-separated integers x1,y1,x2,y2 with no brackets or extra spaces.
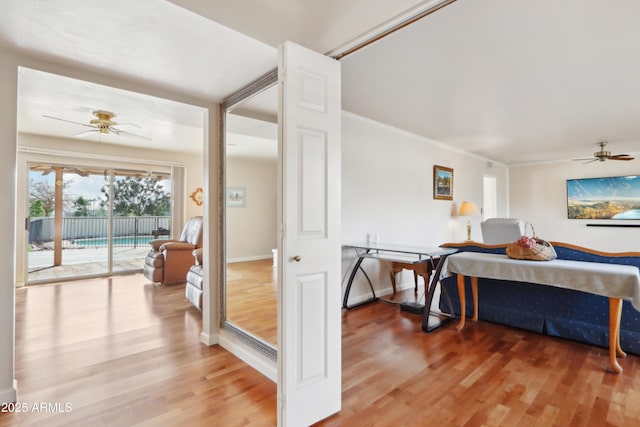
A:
29,171,170,218
29,199,46,217
73,196,90,217
101,176,170,216
28,178,76,216
27,168,171,254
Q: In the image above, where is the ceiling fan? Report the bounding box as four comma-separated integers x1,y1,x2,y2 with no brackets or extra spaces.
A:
573,141,635,163
43,110,151,141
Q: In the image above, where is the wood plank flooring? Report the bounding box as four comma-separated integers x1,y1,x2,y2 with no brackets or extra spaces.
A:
226,259,277,345
3,275,277,427
3,272,640,426
321,302,640,427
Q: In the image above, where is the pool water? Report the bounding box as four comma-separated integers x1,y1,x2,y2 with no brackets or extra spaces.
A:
73,236,161,247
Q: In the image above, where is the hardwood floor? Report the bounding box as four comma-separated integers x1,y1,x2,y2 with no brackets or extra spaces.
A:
3,275,277,427
226,259,277,345
3,275,640,426
321,302,640,427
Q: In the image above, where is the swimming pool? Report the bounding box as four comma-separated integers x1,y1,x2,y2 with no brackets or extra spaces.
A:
73,236,161,247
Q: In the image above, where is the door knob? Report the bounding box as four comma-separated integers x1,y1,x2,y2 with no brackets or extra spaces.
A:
292,255,302,262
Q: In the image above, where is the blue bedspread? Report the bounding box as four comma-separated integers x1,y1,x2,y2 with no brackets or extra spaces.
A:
439,242,640,356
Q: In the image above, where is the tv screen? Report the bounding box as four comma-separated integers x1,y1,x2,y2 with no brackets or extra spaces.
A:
566,175,640,219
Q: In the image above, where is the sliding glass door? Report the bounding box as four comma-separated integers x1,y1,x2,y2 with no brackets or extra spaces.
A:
110,171,172,274
27,163,172,283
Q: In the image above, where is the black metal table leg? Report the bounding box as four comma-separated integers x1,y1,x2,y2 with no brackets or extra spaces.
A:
421,253,455,332
342,250,377,309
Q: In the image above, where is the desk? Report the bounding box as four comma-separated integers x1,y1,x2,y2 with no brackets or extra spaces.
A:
343,243,457,332
444,251,640,373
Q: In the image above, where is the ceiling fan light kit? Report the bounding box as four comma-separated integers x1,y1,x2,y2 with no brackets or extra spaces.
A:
90,110,118,134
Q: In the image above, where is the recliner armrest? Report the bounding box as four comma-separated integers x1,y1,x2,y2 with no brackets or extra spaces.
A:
150,238,178,251
161,242,196,252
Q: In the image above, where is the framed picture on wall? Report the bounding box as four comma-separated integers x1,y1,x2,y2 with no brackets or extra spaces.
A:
226,187,246,207
567,175,640,219
433,165,454,200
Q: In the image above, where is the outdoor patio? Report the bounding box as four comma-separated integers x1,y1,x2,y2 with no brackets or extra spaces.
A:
27,215,170,283
28,246,150,282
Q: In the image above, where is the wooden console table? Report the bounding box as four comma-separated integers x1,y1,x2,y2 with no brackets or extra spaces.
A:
343,243,457,332
389,260,433,294
444,251,640,373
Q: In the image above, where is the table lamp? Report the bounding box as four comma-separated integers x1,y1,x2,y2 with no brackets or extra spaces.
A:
458,201,480,241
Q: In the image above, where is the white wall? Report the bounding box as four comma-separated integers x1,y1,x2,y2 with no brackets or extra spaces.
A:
0,50,18,405
0,47,219,404
341,112,509,303
510,160,640,252
226,157,277,261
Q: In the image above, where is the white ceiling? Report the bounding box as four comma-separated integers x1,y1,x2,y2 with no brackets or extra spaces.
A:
0,0,277,101
2,0,277,153
2,0,640,164
18,68,209,153
341,0,640,165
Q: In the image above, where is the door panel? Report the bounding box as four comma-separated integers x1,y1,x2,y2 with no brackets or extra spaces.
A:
278,41,341,427
297,272,327,383
299,130,326,236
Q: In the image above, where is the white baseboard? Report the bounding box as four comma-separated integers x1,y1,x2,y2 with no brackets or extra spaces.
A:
227,254,273,263
218,331,277,382
345,281,416,306
199,331,218,346
0,380,17,404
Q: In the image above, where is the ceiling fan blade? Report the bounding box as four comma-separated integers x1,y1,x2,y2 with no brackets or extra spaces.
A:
42,115,94,128
582,159,600,164
572,157,596,161
114,122,142,129
608,155,634,161
73,130,99,138
118,129,152,141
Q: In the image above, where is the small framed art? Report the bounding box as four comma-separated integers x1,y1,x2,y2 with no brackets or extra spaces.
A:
433,165,454,200
226,187,246,207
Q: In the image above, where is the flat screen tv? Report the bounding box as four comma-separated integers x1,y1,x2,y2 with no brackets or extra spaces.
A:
566,175,640,219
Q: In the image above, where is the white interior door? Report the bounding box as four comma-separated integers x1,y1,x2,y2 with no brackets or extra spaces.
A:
277,41,342,426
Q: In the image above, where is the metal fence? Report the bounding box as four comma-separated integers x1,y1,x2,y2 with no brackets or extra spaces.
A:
28,216,171,248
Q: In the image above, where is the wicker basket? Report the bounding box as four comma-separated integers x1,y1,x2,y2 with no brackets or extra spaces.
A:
506,223,557,261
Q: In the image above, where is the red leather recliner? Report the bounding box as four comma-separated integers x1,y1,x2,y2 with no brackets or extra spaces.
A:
143,216,203,284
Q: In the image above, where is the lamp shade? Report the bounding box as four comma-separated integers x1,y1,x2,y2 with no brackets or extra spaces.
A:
458,201,480,216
